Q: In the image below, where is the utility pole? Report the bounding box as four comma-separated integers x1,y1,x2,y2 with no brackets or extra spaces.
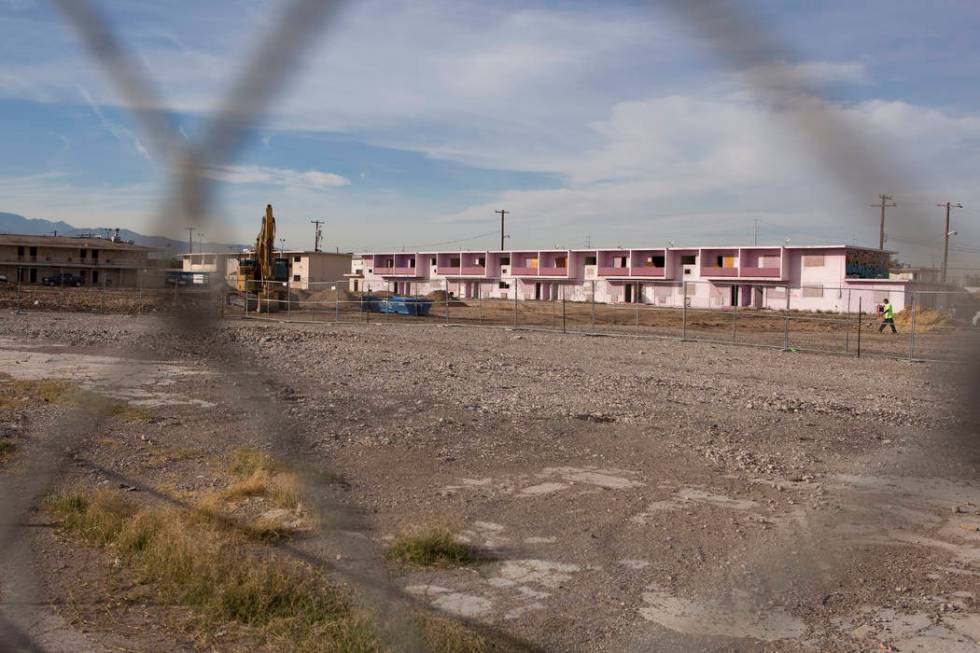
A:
753,219,758,246
495,209,509,250
937,201,963,284
872,194,896,250
311,219,324,252
185,227,195,254
586,234,591,248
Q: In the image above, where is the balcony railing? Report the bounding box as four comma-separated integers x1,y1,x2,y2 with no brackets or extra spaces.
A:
538,266,567,276
373,266,393,274
598,266,630,276
511,266,538,275
631,266,665,277
701,266,739,277
436,266,461,275
739,266,780,278
460,266,486,275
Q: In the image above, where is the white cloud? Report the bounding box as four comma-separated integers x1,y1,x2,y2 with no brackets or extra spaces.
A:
200,165,350,190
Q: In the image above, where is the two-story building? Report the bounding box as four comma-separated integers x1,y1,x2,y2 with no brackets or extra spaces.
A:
350,245,915,313
0,233,156,287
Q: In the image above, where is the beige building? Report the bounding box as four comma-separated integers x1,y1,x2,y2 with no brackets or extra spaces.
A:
282,251,352,289
181,252,241,285
0,233,156,286
214,249,351,289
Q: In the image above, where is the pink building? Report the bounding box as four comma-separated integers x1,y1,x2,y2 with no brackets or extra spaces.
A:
349,245,915,313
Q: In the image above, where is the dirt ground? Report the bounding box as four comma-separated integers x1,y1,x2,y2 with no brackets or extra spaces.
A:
0,309,978,652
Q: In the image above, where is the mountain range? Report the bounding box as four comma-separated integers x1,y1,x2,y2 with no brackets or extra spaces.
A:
0,211,245,256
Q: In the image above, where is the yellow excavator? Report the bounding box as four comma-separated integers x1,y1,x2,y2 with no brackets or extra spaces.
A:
237,204,288,312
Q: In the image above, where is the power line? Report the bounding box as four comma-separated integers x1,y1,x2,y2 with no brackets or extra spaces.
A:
400,229,499,251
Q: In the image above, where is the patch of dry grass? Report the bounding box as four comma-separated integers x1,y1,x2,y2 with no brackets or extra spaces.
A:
107,403,156,423
386,526,483,569
46,490,380,651
224,448,299,509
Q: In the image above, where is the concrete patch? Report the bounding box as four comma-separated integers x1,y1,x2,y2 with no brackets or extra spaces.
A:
404,585,493,618
638,586,806,642
523,536,557,544
496,559,581,589
519,482,568,496
0,345,216,408
619,559,650,570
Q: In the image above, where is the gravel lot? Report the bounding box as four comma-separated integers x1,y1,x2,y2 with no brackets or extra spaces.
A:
0,310,977,652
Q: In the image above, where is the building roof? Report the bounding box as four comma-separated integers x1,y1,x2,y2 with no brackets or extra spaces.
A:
0,233,156,251
355,244,894,256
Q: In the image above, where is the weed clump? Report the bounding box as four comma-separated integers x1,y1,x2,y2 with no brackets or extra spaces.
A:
386,526,482,568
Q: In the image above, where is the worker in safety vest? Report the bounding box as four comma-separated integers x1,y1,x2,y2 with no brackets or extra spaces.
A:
878,297,897,334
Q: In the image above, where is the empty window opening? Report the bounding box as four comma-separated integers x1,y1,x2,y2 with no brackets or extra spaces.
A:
500,256,511,265
680,255,696,265
584,255,597,265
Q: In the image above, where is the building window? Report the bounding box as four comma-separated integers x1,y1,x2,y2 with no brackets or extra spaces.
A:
409,258,415,267
450,257,460,267
498,281,510,289
293,256,301,262
803,255,825,267
367,268,372,273
500,256,510,265
584,256,597,265
80,248,87,259
681,255,696,265
652,255,665,267
293,274,301,282
17,246,24,256
430,257,437,266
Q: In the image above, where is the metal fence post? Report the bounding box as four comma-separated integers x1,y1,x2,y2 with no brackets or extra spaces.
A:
908,291,916,361
590,280,596,334
561,285,567,334
635,295,640,338
783,289,790,350
445,279,450,323
844,289,851,352
16,268,22,313
137,269,143,315
335,285,340,323
364,291,369,323
102,273,106,312
856,296,862,358
552,288,557,331
731,301,737,343
513,281,518,328
682,281,688,341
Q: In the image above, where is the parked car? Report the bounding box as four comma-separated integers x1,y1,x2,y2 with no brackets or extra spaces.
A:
41,272,84,287
0,274,7,284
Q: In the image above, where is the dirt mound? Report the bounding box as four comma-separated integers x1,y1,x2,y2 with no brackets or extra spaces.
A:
425,290,467,307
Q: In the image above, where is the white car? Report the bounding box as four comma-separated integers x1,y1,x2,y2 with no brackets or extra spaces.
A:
0,274,7,284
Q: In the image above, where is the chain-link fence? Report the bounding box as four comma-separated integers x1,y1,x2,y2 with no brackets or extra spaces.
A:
224,277,980,364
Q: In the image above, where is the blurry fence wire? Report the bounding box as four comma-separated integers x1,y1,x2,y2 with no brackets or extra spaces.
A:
0,0,978,651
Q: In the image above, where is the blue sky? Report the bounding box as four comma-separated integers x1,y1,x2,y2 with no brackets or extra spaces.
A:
0,0,978,271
